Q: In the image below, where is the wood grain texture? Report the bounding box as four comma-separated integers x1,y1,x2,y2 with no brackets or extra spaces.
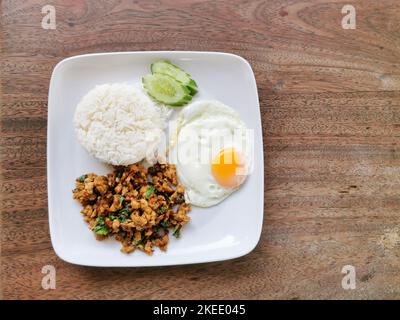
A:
1,0,400,299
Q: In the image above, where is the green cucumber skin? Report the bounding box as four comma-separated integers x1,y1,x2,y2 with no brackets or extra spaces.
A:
151,60,191,78
151,60,198,95
142,74,193,107
168,95,193,107
187,79,198,95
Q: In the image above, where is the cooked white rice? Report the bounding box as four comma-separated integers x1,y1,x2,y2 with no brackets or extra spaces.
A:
74,83,166,165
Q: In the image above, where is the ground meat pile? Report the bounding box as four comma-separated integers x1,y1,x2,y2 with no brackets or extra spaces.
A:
72,162,191,255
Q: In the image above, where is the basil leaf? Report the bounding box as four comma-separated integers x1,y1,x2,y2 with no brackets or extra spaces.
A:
173,225,182,238
94,225,109,235
119,206,130,215
118,216,127,222
160,221,170,228
95,216,105,225
156,207,168,214
145,185,156,198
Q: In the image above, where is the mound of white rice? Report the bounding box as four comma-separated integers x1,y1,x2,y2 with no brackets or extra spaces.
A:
74,83,165,165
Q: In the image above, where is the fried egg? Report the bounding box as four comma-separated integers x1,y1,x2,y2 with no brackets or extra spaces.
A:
171,100,252,207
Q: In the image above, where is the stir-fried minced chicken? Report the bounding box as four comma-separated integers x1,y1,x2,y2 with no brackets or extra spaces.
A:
72,163,191,255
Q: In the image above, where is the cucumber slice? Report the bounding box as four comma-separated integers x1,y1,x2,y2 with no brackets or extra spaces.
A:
151,60,198,95
142,73,193,106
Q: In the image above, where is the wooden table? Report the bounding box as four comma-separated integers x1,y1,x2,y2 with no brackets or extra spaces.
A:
1,0,400,300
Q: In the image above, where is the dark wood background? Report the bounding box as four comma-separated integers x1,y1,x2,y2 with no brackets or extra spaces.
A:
1,0,400,299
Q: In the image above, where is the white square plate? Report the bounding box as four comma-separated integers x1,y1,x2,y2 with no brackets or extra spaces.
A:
47,51,264,267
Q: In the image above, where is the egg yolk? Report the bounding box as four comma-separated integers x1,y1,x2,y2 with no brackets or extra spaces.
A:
211,148,247,188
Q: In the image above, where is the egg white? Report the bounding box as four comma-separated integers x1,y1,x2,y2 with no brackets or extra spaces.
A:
171,100,251,207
